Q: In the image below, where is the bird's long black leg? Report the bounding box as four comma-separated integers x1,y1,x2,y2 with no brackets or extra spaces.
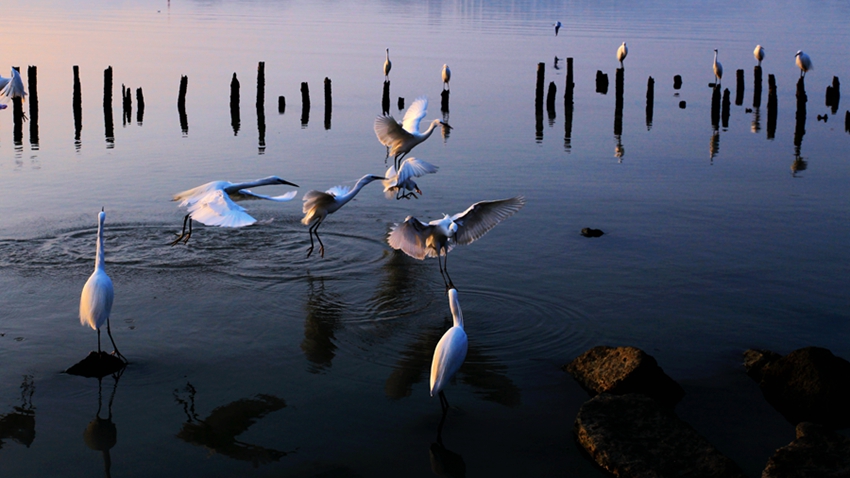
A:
183,217,192,244
170,214,191,245
97,328,102,355
307,223,317,257
437,390,449,444
443,252,455,290
315,221,325,258
107,318,126,362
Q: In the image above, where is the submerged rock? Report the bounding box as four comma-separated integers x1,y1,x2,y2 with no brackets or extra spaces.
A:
580,227,604,238
564,345,684,407
763,422,850,477
66,351,126,378
743,347,850,429
575,393,747,478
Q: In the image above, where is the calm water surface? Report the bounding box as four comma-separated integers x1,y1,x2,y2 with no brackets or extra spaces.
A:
1,1,849,476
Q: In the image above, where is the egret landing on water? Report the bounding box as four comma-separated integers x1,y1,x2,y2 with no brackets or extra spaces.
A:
384,48,392,81
431,287,468,436
754,45,765,66
387,196,525,287
80,209,125,362
442,64,451,91
374,97,452,169
795,50,812,77
302,174,385,258
170,176,298,245
617,42,628,67
383,157,439,200
553,21,562,36
713,49,723,86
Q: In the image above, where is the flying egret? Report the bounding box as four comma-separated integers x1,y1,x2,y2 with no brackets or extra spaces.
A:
80,209,124,361
374,97,452,169
441,64,451,91
617,42,628,67
795,50,812,77
384,49,392,81
430,287,468,415
171,176,299,245
553,21,562,36
382,157,439,200
754,45,765,66
387,196,525,286
0,68,26,100
713,49,723,85
302,174,385,258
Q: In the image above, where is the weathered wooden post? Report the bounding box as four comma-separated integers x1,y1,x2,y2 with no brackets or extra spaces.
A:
178,75,188,135
735,69,744,106
103,66,114,146
136,87,144,125
230,72,240,135
300,82,310,126
27,65,39,148
73,65,82,148
646,76,654,131
324,77,332,130
767,74,777,139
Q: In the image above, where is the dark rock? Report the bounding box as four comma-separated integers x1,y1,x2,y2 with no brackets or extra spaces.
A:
66,351,126,378
580,227,604,238
763,422,850,477
564,346,684,407
575,393,747,478
744,347,850,429
679,101,686,109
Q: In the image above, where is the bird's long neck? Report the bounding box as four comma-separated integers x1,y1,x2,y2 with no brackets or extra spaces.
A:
224,177,278,193
338,176,376,205
448,289,463,328
95,215,106,271
420,120,441,140
714,51,718,62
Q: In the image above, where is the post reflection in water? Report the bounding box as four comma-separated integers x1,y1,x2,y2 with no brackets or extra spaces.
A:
0,375,36,451
173,381,292,467
564,57,574,152
256,62,266,154
83,372,121,478
301,276,344,373
792,77,808,177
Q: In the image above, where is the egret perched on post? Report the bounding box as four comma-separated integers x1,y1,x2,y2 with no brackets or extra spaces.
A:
441,64,451,91
302,174,385,258
0,68,26,100
617,42,628,67
382,157,439,200
374,97,452,169
430,287,468,415
553,21,562,36
754,45,765,66
713,49,723,85
387,196,525,286
80,209,124,361
170,176,299,245
383,49,392,81
795,50,812,77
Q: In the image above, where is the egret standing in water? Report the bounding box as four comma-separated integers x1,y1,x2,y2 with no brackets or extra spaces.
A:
430,287,468,416
553,21,562,36
387,196,525,286
617,42,628,67
383,49,392,81
302,174,385,258
80,209,124,361
795,50,812,77
441,64,451,91
382,157,439,200
374,97,452,169
754,45,765,66
170,176,298,245
713,49,723,85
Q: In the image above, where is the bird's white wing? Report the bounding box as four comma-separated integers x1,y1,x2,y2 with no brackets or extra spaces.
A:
231,188,298,202
187,190,256,228
0,75,10,93
0,69,25,99
387,216,438,259
452,196,526,246
397,158,438,184
374,115,412,147
401,97,428,134
173,181,223,205
382,164,399,194
326,185,350,197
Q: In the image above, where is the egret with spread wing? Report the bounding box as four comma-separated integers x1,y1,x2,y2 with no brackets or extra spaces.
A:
382,157,439,200
374,97,451,169
387,196,525,286
0,68,26,101
302,174,385,258
171,176,298,245
431,287,467,421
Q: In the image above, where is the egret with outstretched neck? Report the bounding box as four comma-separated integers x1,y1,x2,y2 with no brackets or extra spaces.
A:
382,157,439,200
795,50,812,77
431,287,468,418
374,97,452,169
80,209,124,361
302,174,385,258
171,176,298,245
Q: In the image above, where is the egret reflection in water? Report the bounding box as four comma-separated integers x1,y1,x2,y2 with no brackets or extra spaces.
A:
83,372,122,478
301,276,345,373
0,376,35,451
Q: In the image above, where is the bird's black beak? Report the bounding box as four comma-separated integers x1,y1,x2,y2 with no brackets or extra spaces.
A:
280,180,299,187
442,123,453,130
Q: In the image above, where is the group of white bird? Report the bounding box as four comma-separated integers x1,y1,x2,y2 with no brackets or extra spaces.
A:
710,45,811,85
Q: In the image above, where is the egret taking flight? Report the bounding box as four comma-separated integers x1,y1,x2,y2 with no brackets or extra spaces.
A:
713,49,723,85
374,97,452,169
430,287,468,414
171,176,299,245
0,68,26,100
754,45,765,66
382,157,439,200
302,174,385,258
384,49,392,81
795,50,812,77
617,42,628,67
441,64,451,91
387,196,525,286
80,209,124,361
553,21,562,36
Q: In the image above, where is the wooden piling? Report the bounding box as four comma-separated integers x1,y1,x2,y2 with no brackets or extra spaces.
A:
136,87,145,125
440,89,449,114
646,76,654,131
300,82,310,126
845,110,849,133
595,70,608,94
278,96,285,114
673,75,682,90
722,88,731,128
103,66,114,146
794,77,807,149
397,97,404,110
753,66,763,108
535,62,545,113
826,76,840,114
324,77,332,130
382,81,390,115
711,86,721,129
73,66,82,148
735,69,744,106
614,68,624,136
546,81,557,117
767,74,777,139
178,75,188,136
564,57,574,104
256,62,264,110
27,65,39,148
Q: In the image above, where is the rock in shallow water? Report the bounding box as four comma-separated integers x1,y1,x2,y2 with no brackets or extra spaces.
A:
66,351,126,378
762,422,850,478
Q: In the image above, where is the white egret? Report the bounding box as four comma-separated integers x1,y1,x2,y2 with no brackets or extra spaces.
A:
441,64,451,91
554,21,562,36
0,68,26,100
302,174,385,258
382,157,439,200
795,50,812,77
387,196,525,286
754,45,765,66
617,42,628,67
171,176,298,245
430,288,468,414
80,209,124,361
374,97,452,168
384,49,392,81
713,49,723,85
